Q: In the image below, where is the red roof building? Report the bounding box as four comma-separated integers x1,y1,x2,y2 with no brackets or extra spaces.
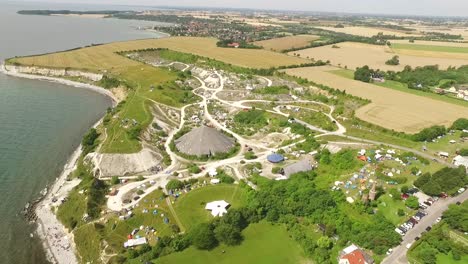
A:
339,244,374,264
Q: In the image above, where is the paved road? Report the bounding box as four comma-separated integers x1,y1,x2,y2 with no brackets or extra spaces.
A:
382,191,468,264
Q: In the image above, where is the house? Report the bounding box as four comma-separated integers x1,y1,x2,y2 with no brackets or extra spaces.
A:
435,88,446,94
339,244,374,264
227,42,240,48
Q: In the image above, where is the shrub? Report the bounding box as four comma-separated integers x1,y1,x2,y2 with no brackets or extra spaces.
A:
166,179,184,190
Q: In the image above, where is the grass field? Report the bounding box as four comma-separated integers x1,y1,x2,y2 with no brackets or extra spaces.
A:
74,224,102,264
172,184,249,230
390,43,468,60
377,194,415,225
99,65,196,153
289,42,468,71
10,37,308,71
284,66,468,133
331,69,468,107
436,252,468,264
392,43,468,54
253,35,319,52
154,221,306,264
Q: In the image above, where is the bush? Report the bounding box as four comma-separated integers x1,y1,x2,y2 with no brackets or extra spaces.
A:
385,55,400,65
451,118,468,130
244,151,257,160
81,128,99,154
354,65,373,82
405,196,419,209
271,167,282,174
111,176,120,185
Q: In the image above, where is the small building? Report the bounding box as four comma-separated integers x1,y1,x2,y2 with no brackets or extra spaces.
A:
453,155,468,171
210,178,221,185
438,152,449,158
227,42,240,48
124,237,147,248
339,244,374,264
205,200,230,217
282,158,314,178
267,153,285,163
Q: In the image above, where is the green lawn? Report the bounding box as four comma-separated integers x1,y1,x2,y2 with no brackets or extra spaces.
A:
436,251,468,264
154,221,306,264
173,184,249,230
330,69,468,107
100,65,198,153
377,194,414,225
392,43,468,54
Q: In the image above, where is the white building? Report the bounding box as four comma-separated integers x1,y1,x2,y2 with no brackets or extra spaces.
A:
453,155,468,171
205,200,230,217
124,237,147,248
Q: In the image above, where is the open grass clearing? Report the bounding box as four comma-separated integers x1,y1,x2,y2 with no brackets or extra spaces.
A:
289,42,468,71
284,66,468,133
253,35,319,52
436,252,468,264
154,221,306,264
172,184,249,230
10,37,309,71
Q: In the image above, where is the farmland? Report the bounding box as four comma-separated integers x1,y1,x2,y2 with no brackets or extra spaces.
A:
390,43,468,60
289,42,468,71
283,66,468,133
253,34,319,52
9,37,309,71
316,26,421,38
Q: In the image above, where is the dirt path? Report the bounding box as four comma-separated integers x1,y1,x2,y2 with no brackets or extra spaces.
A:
166,197,185,232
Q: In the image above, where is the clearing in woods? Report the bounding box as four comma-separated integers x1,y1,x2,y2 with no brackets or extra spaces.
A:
253,34,320,52
9,37,309,71
283,66,468,133
289,42,468,71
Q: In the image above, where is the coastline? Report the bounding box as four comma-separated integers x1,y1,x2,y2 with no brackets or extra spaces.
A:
0,65,116,264
0,64,119,105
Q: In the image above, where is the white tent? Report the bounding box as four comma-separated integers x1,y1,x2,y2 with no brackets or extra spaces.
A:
210,178,220,184
124,237,147,248
205,200,230,217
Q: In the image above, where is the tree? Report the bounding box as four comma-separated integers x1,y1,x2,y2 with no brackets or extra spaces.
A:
354,65,373,82
166,179,184,191
451,118,468,130
385,55,400,65
389,188,401,200
317,236,333,249
401,185,409,194
443,202,468,232
405,196,419,209
214,222,242,245
190,223,217,250
397,209,405,216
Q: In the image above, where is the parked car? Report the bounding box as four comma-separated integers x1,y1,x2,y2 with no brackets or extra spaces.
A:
426,226,432,231
458,187,465,194
386,248,393,255
406,242,413,249
415,236,420,241
436,217,442,223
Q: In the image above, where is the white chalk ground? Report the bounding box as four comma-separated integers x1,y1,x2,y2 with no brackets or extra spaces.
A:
35,146,81,264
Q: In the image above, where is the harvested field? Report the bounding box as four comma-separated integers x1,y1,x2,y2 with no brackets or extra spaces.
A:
390,40,468,48
408,25,468,40
10,37,308,71
284,66,468,133
290,42,468,71
316,26,421,38
254,35,319,52
391,41,468,60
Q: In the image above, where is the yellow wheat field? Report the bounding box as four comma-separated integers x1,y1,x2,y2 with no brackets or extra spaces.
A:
254,35,319,52
289,42,468,71
284,66,468,133
11,37,309,72
316,26,421,38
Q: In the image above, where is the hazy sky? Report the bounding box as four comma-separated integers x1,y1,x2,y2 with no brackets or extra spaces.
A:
11,0,468,17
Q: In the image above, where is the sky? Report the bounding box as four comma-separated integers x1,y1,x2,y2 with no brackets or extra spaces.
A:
10,0,468,17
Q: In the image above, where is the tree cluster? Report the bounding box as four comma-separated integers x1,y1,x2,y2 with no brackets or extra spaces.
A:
414,167,468,196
